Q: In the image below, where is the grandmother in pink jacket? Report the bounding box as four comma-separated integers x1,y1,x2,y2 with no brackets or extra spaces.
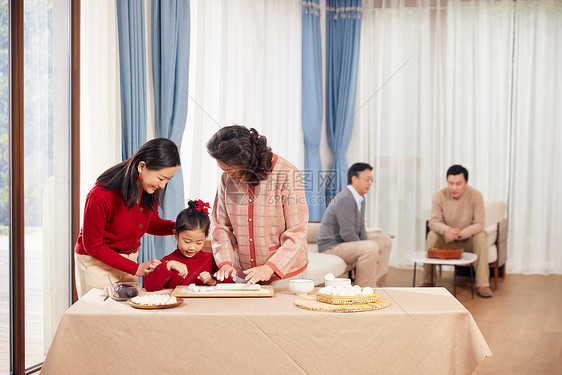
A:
207,125,309,284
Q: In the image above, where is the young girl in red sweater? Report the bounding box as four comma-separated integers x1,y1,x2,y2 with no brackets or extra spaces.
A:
144,200,233,291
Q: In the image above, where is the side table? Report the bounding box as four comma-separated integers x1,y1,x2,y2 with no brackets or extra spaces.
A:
406,251,478,298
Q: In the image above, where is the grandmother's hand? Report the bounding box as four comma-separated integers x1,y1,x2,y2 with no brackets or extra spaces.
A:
243,264,274,284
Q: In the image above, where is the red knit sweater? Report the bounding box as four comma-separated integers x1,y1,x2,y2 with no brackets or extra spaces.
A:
143,249,233,292
74,184,175,275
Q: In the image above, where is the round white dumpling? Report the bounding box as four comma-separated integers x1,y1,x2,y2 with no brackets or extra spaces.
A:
335,287,350,296
352,285,362,294
362,287,374,295
324,273,336,281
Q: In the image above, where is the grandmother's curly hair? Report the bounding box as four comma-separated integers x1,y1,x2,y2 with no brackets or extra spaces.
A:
207,125,273,186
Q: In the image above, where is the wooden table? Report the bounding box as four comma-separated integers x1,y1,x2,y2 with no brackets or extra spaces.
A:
41,287,491,375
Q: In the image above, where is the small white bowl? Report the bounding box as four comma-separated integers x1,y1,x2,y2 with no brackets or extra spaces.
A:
289,279,315,296
325,278,352,288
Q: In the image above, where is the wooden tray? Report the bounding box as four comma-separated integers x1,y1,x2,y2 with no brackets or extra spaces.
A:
295,295,391,313
427,247,463,260
128,297,184,310
171,284,274,298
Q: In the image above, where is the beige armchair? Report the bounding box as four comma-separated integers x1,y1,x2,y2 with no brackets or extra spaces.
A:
426,200,508,288
484,201,508,288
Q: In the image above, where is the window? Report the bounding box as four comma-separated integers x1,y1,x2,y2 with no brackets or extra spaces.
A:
23,0,72,368
0,0,73,371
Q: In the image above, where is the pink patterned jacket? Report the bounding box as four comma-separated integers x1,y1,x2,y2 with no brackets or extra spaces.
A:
211,154,309,280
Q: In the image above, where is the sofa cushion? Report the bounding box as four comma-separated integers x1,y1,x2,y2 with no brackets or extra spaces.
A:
485,224,498,246
308,243,319,253
484,201,506,227
488,244,498,264
483,201,506,263
302,252,347,286
307,222,321,243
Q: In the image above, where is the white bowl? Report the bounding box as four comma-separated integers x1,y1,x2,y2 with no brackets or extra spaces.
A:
325,278,352,288
288,279,315,296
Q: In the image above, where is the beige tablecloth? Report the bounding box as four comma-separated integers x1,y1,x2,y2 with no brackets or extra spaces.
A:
41,287,491,375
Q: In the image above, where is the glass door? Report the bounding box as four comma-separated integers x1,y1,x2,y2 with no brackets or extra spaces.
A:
0,0,10,372
23,0,72,369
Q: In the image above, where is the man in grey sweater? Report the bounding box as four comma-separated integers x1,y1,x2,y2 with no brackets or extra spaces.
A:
317,163,392,287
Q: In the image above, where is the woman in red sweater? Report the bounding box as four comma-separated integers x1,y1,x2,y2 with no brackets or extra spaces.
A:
74,138,180,297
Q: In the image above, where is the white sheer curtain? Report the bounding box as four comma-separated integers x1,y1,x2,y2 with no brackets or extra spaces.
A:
352,0,514,267
509,1,562,274
442,0,513,201
78,0,562,274
183,0,303,205
80,0,121,217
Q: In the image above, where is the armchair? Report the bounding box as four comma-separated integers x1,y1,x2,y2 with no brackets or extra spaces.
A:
425,200,508,289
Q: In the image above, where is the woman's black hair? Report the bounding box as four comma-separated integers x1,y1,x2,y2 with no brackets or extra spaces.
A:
175,200,211,237
206,125,273,186
96,138,180,212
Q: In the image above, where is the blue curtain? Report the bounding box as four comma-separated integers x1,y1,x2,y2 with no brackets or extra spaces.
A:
325,0,363,200
116,0,156,266
152,0,190,258
302,0,326,221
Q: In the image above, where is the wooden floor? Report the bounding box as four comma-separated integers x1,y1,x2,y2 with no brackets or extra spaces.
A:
386,266,562,375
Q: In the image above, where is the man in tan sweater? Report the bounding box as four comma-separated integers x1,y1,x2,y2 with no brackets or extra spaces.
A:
423,165,492,298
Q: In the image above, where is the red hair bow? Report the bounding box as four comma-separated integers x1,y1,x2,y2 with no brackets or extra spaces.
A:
195,199,210,214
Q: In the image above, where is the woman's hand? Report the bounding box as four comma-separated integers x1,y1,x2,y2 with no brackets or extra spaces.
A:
135,259,162,277
197,271,216,286
167,260,188,278
243,264,274,284
215,265,237,281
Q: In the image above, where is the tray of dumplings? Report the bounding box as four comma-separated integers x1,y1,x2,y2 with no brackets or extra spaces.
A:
295,286,391,313
171,283,274,297
316,285,377,305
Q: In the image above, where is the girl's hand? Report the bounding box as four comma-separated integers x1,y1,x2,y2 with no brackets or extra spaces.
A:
135,259,162,277
167,260,188,278
243,264,274,284
197,271,216,286
214,265,237,282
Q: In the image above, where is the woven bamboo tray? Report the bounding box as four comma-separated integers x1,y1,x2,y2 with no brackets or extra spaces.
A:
295,295,391,313
316,292,378,305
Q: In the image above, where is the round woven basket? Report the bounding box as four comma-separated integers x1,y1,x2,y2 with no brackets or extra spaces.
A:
295,295,391,313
